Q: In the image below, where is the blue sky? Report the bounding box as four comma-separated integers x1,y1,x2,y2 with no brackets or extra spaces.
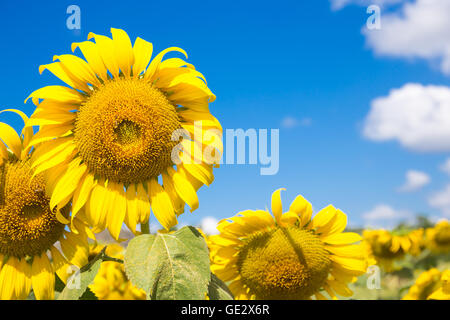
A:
1,0,449,231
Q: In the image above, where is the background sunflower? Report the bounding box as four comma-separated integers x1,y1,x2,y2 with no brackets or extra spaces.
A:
208,188,368,300
0,110,91,300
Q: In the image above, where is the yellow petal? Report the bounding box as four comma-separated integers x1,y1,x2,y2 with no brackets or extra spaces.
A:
32,99,79,113
178,109,219,126
32,144,77,177
315,292,328,300
60,232,88,268
0,139,8,163
71,172,96,218
27,110,75,127
86,179,108,231
228,210,275,234
327,279,354,297
145,47,187,81
318,209,348,236
279,211,301,226
321,232,362,245
162,171,185,215
148,178,177,230
72,40,108,81
167,167,198,212
391,237,401,252
136,183,150,224
54,54,100,89
323,283,339,300
271,188,285,224
87,32,119,78
169,82,216,104
111,28,134,77
71,217,96,241
330,266,357,283
288,194,313,227
400,237,411,252
39,61,80,90
326,244,365,259
178,165,204,190
179,163,214,187
31,137,73,169
0,109,33,158
50,246,70,284
27,124,73,148
157,70,208,91
43,159,72,195
330,256,367,274
0,122,22,158
31,254,54,300
311,205,338,231
106,182,127,240
132,37,153,77
50,159,86,210
159,57,195,71
12,258,32,300
0,258,17,299
331,263,365,277
125,185,139,233
25,85,84,104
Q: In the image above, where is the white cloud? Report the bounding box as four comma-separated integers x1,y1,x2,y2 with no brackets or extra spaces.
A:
281,116,312,129
330,0,403,11
440,158,450,175
362,0,450,75
398,170,430,192
281,116,298,128
200,216,220,235
362,204,414,228
299,118,312,127
363,83,450,152
428,184,450,217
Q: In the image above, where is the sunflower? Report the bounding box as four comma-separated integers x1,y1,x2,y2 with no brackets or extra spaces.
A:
208,188,367,300
0,110,91,300
88,243,145,300
363,229,423,272
425,220,450,254
428,270,450,300
25,28,222,239
402,268,449,300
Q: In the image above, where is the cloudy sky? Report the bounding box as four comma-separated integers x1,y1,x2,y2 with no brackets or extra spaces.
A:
0,0,449,232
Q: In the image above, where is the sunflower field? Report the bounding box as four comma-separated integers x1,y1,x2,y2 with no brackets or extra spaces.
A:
0,26,448,302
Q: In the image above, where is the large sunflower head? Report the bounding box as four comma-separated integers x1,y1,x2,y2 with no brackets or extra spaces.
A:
0,110,91,299
25,28,222,239
425,220,450,254
402,268,447,300
88,243,146,300
363,228,423,272
208,188,367,300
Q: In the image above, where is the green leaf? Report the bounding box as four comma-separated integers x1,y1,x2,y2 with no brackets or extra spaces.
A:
54,274,66,293
124,226,211,300
79,287,99,300
57,247,105,300
207,273,234,300
26,291,36,300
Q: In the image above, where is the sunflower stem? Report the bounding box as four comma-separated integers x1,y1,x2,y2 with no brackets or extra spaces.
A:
141,221,150,234
102,256,124,264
